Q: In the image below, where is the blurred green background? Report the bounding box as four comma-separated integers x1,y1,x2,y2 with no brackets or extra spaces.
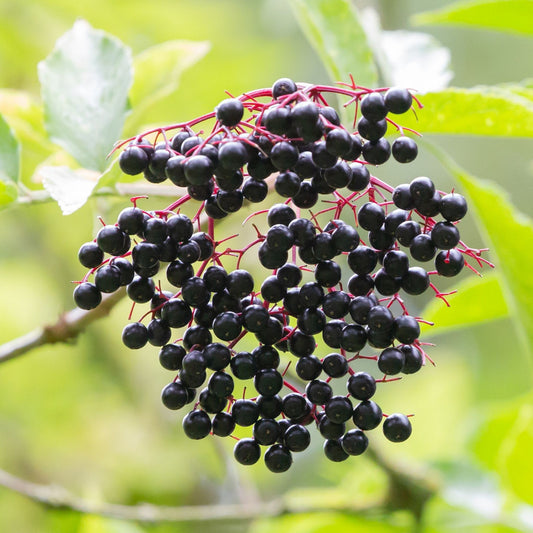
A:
0,1,532,532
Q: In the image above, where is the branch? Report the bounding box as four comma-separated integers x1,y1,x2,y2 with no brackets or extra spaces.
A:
0,465,382,523
0,288,126,364
0,444,439,524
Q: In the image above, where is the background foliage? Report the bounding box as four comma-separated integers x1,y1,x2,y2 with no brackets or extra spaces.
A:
0,0,532,531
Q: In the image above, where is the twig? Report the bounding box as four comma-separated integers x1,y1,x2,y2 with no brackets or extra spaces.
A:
0,288,126,364
0,465,382,523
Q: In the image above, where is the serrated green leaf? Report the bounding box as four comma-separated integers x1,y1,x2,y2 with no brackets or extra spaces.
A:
413,0,533,37
433,150,533,364
288,0,378,87
40,165,99,215
38,20,133,171
421,273,508,336
125,40,210,132
401,86,533,137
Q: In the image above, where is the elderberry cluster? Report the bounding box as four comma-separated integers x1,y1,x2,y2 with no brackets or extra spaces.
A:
72,78,491,473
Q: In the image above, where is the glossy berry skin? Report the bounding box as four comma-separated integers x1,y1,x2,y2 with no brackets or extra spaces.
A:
353,400,383,430
410,234,436,262
383,413,412,442
215,98,244,127
362,138,391,165
347,372,376,400
360,92,388,121
265,444,292,472
395,220,421,247
322,353,349,378
400,345,424,374
254,369,283,397
253,418,281,445
402,267,430,295
324,395,353,423
393,315,420,344
230,352,256,380
378,347,405,375
410,176,435,203
385,87,413,114
295,355,322,381
305,380,333,405
282,393,311,420
341,429,369,455
348,246,378,275
119,145,149,175
392,183,415,210
96,225,130,256
232,399,260,426
284,424,310,452
358,202,385,231
272,78,297,99
431,221,460,250
234,438,261,465
181,411,211,439
159,344,186,371
74,282,102,310
212,412,236,437
78,242,104,268
161,382,189,410
440,193,468,221
392,137,418,163
435,249,464,277
323,439,349,462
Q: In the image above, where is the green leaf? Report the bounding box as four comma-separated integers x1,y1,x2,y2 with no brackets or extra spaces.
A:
434,150,533,364
40,166,99,215
288,0,378,87
125,40,210,132
0,111,20,208
421,273,508,336
401,85,533,137
413,0,533,37
251,512,410,533
473,400,533,506
499,404,533,505
0,180,18,208
0,89,54,184
38,20,133,171
0,111,20,184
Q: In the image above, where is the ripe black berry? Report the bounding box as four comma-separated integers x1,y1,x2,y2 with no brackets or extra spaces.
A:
74,282,102,310
383,413,412,442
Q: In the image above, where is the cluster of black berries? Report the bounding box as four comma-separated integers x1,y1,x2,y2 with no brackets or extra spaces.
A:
73,78,488,473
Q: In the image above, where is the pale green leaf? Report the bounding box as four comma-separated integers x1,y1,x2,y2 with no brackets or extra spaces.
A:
421,273,508,336
413,0,533,37
38,20,133,171
0,180,18,208
499,404,533,505
434,150,533,364
471,397,533,507
401,86,533,137
360,9,453,91
125,40,210,132
0,89,54,184
251,512,410,533
0,111,20,184
40,166,99,215
288,0,378,87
